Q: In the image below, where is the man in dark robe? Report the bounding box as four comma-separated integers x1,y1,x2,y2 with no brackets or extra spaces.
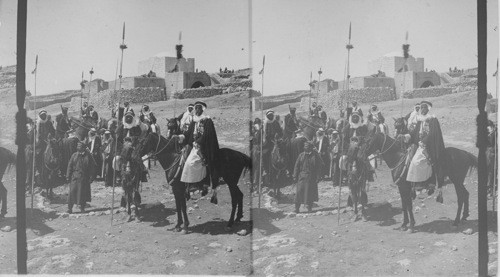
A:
86,128,102,180
314,128,330,179
318,105,327,127
283,107,299,139
139,104,157,125
66,142,95,213
117,111,142,146
102,130,116,187
310,102,320,118
55,106,71,139
88,105,99,126
340,111,374,182
36,110,56,179
263,110,283,179
293,141,323,213
81,102,90,118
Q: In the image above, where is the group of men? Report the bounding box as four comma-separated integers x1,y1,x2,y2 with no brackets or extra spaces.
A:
251,99,452,213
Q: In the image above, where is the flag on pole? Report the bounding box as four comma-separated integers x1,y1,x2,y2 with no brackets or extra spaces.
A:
31,55,38,74
259,55,265,74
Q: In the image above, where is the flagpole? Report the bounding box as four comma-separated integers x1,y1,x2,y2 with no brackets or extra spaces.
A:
258,55,265,209
89,67,94,105
31,55,38,218
111,22,127,225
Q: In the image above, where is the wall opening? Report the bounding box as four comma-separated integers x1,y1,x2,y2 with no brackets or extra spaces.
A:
420,80,434,88
191,81,205,89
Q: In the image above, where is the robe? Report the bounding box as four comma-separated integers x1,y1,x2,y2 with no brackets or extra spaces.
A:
293,151,322,205
67,151,95,205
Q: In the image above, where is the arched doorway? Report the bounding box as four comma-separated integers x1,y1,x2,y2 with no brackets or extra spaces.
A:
420,80,434,88
191,81,205,89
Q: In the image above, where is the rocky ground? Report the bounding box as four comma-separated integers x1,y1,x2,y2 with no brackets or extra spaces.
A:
252,90,498,276
0,91,253,275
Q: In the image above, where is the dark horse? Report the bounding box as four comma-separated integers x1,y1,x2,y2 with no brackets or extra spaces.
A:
346,138,369,221
269,137,289,198
121,141,142,222
136,132,251,230
42,134,64,199
361,132,477,230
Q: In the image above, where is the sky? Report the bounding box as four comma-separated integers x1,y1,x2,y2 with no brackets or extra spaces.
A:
252,0,499,96
0,0,250,95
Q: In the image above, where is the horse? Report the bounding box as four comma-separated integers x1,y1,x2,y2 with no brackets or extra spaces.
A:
268,137,289,198
361,132,477,230
346,138,369,221
120,141,142,222
70,116,94,141
42,135,63,199
136,132,251,229
58,136,79,178
393,117,409,138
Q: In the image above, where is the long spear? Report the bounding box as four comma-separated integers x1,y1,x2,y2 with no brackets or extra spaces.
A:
309,72,312,111
111,22,127,225
31,54,38,217
258,55,265,209
339,22,354,225
80,71,84,117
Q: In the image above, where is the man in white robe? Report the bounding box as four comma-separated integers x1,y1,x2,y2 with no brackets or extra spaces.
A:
181,102,210,184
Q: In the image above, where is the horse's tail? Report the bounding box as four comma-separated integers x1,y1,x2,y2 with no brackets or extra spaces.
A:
240,152,252,178
465,150,478,176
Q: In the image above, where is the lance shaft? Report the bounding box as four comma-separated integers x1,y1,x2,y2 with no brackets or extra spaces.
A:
112,24,127,225
258,66,264,209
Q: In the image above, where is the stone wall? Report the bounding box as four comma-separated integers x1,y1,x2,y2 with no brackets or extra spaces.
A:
70,87,167,112
402,87,453,99
315,87,395,111
108,77,165,91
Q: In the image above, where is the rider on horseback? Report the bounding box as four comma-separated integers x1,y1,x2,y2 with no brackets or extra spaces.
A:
180,101,218,197
283,106,299,139
340,111,375,183
55,106,72,139
178,103,195,134
403,100,445,195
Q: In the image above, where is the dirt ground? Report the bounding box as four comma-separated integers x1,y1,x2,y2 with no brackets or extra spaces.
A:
0,91,253,275
251,90,498,276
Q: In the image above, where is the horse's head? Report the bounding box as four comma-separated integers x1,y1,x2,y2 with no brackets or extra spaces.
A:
166,117,180,137
134,132,178,161
393,117,407,135
361,132,386,159
272,136,288,168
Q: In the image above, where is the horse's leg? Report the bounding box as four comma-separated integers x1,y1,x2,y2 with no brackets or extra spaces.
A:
226,184,238,229
127,192,133,222
398,184,409,230
181,190,189,234
234,183,244,222
462,185,470,221
173,184,183,231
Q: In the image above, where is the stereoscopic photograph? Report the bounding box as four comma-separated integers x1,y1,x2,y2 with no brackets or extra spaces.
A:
0,0,498,276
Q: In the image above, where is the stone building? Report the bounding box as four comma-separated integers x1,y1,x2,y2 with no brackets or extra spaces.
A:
164,71,212,95
394,71,441,96
138,56,195,76
337,76,395,90
108,76,166,90
83,78,109,94
312,79,338,94
368,53,424,78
